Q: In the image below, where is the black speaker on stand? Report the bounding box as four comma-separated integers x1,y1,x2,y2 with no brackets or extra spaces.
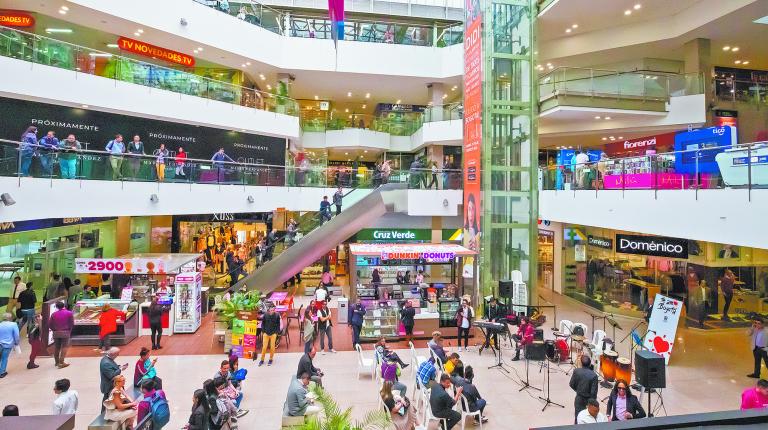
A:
499,280,514,298
635,350,666,417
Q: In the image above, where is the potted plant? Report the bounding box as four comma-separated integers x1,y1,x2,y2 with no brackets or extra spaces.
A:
213,290,263,328
289,385,391,430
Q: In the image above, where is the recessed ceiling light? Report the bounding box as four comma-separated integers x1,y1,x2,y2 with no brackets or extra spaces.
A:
314,95,318,100
364,150,368,153
197,47,203,51
723,46,731,51
731,47,740,52
602,137,607,141
365,93,370,99
362,104,366,109
594,116,601,119
58,9,67,14
137,29,144,33
743,61,750,65
610,136,615,139
344,152,349,155
106,43,118,48
735,60,742,64
572,24,578,29
604,116,611,120
624,10,632,15
45,28,73,33
347,92,352,97
442,94,448,99
60,6,69,11
396,99,401,104
634,4,641,10
345,108,349,113
81,104,88,108
546,63,552,67
259,74,266,80
565,29,572,33
134,32,141,36
618,136,624,139
246,62,251,66
241,63,246,67
348,115,352,119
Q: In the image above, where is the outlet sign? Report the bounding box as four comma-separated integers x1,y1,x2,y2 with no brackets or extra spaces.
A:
355,229,430,241
615,234,688,259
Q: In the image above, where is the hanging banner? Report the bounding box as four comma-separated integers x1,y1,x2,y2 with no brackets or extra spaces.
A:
645,294,683,364
462,0,482,254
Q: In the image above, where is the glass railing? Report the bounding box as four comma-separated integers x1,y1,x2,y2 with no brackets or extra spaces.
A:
424,103,462,122
2,139,463,189
0,27,299,116
539,141,768,192
538,67,704,102
300,104,460,134
193,0,463,46
713,77,768,107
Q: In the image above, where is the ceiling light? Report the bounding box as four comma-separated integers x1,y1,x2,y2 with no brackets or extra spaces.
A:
633,4,641,10
106,43,118,48
344,152,349,155
347,92,352,97
259,74,266,80
348,115,352,119
58,9,67,14
735,60,742,64
547,65,554,69
396,99,401,104
601,137,607,141
134,32,141,36
89,53,113,57
743,61,750,65
442,94,448,99
618,136,624,139
731,47,740,52
365,93,370,99
347,159,351,162
565,28,572,33
572,24,578,29
609,136,615,139
345,108,349,113
362,104,366,109
266,84,272,90
197,47,203,51
604,116,611,120
314,95,318,100
81,104,89,108
723,46,731,51
594,116,601,119
137,29,144,33
546,63,552,67
364,150,368,153
60,6,69,11
45,28,73,33
246,62,251,66
624,10,632,15
241,63,246,67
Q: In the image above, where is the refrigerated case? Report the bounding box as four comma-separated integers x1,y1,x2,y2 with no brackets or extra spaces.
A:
70,298,139,345
173,272,202,333
438,298,460,328
360,302,400,339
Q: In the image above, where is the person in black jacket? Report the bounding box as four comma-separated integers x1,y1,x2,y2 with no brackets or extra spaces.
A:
188,388,211,430
203,379,223,430
569,355,599,423
400,301,416,344
451,366,488,424
259,305,281,366
296,347,323,387
606,379,646,421
148,295,167,350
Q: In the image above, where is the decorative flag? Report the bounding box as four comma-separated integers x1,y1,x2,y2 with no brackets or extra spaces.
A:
644,294,683,364
328,0,345,47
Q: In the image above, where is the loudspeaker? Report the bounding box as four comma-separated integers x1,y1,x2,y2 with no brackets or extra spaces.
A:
525,341,546,360
499,280,514,298
533,328,544,341
634,350,666,389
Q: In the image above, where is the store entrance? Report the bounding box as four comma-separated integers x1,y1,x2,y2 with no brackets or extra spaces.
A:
538,230,554,290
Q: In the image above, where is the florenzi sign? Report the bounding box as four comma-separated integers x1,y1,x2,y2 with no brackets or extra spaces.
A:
587,235,612,249
615,234,688,259
0,11,34,27
117,37,195,67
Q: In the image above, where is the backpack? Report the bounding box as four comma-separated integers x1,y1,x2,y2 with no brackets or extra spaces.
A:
211,397,231,428
146,392,170,428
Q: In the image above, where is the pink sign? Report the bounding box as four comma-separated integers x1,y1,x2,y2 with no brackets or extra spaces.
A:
603,173,688,189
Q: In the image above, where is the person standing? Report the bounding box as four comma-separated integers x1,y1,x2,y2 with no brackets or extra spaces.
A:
126,135,146,179
148,295,166,350
332,186,343,215
6,276,25,316
570,355,599,423
100,347,129,404
429,373,462,430
154,144,170,182
400,300,415,345
97,304,126,352
747,318,768,378
302,307,315,354
741,379,768,410
317,302,335,354
350,301,365,346
455,298,473,352
259,305,280,366
45,273,63,302
427,161,439,189
19,126,38,176
105,134,126,180
606,379,646,421
175,146,187,177
27,314,43,369
211,148,235,183
16,281,36,333
58,134,82,179
319,196,332,224
721,268,736,321
0,313,20,378
48,301,74,368
37,130,59,177
52,378,79,415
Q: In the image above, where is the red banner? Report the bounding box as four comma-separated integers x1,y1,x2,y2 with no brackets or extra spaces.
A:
462,7,482,253
603,131,676,157
117,37,195,67
0,10,35,27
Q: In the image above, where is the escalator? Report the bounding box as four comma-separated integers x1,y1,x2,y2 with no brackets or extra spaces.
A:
233,183,409,293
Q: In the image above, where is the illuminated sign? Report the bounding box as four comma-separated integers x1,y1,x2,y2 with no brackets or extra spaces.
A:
117,36,195,67
75,258,167,274
380,251,455,261
0,11,35,27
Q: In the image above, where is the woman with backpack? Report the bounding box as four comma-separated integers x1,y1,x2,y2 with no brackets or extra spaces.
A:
185,389,210,430
137,379,169,428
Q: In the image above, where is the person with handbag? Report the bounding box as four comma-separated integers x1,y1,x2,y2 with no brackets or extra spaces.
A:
6,276,25,316
48,301,74,368
103,374,138,429
302,306,316,354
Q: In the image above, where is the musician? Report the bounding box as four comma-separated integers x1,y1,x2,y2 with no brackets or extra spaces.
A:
569,355,599,423
606,379,646,421
486,297,506,322
511,316,533,361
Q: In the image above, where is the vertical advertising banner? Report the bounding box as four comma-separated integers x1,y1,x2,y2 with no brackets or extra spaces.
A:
463,0,482,253
645,294,684,364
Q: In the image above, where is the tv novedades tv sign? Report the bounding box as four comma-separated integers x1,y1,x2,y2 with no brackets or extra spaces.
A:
615,234,688,259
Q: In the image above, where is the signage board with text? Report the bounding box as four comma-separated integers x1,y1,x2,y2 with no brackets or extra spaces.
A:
615,234,688,259
0,10,35,27
117,36,195,67
645,294,683,364
587,235,613,249
355,229,431,241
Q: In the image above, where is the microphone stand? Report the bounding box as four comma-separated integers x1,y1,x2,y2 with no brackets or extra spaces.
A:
517,346,540,393
537,356,564,411
488,325,509,374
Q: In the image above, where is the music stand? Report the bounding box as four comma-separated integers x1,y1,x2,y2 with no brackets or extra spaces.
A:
585,310,607,333
517,345,541,393
606,314,622,343
537,355,565,411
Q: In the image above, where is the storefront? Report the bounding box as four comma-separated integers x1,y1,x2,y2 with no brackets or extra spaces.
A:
537,229,555,290
67,253,203,345
560,225,768,329
347,243,477,341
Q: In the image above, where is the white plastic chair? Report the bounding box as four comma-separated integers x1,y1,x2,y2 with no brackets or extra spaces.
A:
373,350,383,383
459,395,483,430
589,329,607,370
355,343,375,380
409,341,427,372
424,394,448,430
559,319,574,336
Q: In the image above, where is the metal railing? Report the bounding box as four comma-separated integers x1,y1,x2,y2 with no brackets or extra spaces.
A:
299,103,461,134
1,138,463,189
713,77,768,107
0,27,299,116
539,141,767,200
194,0,463,46
538,67,704,102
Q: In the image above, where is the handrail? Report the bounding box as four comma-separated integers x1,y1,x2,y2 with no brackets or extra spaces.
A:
0,27,299,116
300,103,462,134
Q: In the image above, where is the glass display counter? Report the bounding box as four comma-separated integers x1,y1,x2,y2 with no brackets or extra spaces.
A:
70,298,139,346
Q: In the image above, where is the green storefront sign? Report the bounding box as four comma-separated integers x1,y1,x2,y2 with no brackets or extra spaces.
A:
355,229,431,241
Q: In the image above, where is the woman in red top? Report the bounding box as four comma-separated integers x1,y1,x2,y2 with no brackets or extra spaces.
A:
97,304,126,352
512,316,534,361
175,146,187,177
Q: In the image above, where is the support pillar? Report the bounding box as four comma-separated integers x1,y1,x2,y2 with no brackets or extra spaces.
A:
427,82,446,121
684,38,713,125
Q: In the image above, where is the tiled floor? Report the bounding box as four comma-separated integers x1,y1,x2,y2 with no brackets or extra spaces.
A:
0,289,761,430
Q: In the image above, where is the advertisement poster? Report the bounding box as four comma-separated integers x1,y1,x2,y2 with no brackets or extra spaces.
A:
462,0,483,253
645,294,683,364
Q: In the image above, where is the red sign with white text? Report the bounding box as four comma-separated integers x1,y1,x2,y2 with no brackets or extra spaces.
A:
117,37,195,67
603,132,676,157
0,10,35,27
462,8,482,253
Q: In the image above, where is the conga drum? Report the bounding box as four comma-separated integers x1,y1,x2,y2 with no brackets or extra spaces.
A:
600,350,619,381
615,357,632,384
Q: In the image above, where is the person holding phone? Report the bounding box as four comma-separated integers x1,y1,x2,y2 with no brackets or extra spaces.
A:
380,380,416,430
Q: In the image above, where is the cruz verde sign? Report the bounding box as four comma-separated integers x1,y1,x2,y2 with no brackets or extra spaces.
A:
355,229,431,241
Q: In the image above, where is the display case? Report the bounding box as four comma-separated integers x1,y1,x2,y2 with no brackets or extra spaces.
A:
438,299,459,328
360,303,400,339
602,154,693,189
70,298,139,345
174,272,202,333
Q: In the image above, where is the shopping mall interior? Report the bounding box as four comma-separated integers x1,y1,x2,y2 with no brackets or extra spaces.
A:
0,0,766,429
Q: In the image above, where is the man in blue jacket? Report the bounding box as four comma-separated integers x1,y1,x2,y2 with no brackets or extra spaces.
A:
350,302,365,346
38,130,59,176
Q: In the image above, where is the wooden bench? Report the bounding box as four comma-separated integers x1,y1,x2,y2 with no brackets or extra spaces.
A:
281,415,306,428
87,414,121,430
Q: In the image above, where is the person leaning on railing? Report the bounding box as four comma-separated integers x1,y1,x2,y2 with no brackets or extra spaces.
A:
105,134,126,180
58,134,82,179
19,126,38,177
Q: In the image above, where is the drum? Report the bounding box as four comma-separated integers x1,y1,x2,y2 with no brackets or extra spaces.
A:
555,339,570,361
544,340,558,361
615,357,631,384
600,350,619,381
552,331,567,338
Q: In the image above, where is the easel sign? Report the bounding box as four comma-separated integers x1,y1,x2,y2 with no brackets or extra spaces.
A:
645,294,683,364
